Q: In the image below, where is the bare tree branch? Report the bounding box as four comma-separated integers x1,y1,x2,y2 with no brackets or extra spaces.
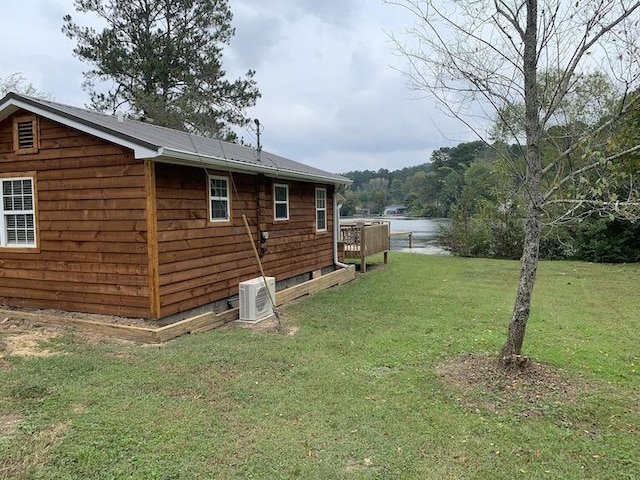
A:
387,0,640,361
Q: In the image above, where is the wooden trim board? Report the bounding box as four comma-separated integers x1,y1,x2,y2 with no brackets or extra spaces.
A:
276,265,355,305
0,266,356,343
145,159,161,318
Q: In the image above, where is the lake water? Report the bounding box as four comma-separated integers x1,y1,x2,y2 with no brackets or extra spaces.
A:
342,217,450,255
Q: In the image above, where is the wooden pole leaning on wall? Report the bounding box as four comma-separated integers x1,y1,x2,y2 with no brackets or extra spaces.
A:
241,214,281,329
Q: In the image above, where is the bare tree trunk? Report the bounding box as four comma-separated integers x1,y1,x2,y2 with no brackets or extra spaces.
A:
388,0,640,365
500,203,541,359
500,0,541,363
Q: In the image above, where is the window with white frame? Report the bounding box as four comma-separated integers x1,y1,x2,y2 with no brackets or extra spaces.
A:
316,188,327,232
208,175,230,221
1,177,37,247
274,183,289,220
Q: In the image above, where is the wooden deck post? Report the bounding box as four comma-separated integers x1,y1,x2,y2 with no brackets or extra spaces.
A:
358,222,366,272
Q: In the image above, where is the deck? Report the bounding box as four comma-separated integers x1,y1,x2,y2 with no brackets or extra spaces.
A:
340,221,390,272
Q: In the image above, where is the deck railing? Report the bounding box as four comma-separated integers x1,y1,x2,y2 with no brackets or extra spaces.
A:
340,221,390,272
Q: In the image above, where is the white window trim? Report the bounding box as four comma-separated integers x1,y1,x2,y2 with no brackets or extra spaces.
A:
1,176,37,248
208,174,231,222
315,187,327,232
274,183,289,221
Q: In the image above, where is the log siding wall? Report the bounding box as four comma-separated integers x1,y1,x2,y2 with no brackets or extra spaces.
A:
155,163,335,317
0,112,151,317
0,111,338,321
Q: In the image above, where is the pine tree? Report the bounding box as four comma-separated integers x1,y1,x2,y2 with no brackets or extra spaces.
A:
63,0,260,141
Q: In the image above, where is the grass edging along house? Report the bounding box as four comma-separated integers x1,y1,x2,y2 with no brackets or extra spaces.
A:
0,92,354,329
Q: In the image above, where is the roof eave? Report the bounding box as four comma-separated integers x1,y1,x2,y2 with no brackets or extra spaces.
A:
154,148,352,186
0,94,159,158
0,93,352,186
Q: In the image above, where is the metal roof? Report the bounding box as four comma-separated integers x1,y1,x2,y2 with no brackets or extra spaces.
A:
0,92,351,186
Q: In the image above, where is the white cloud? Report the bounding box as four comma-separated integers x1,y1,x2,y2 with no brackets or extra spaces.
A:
1,0,483,174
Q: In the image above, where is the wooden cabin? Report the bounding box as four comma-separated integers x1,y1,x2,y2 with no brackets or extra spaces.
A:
0,93,352,321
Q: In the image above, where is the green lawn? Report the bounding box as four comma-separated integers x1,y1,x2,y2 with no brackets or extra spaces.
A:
1,254,638,479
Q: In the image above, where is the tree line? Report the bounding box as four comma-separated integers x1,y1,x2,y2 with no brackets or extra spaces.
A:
341,140,493,218
342,128,640,264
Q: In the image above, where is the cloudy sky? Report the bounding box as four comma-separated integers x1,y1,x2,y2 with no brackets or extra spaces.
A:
0,0,477,174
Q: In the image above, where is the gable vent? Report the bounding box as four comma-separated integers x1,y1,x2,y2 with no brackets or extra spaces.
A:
13,116,39,154
17,121,35,149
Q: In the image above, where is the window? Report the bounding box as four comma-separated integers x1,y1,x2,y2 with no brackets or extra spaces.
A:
208,175,230,221
13,116,39,154
316,188,327,232
1,177,37,247
274,184,289,220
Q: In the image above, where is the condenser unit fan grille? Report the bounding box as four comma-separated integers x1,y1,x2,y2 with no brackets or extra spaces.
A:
255,286,269,314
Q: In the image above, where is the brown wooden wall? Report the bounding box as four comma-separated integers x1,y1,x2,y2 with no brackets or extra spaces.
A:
155,163,335,317
259,178,335,279
0,111,151,317
0,110,337,321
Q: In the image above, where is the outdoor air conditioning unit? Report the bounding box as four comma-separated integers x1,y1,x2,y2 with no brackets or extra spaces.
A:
238,276,276,322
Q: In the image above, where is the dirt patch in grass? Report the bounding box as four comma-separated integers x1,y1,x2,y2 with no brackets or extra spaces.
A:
0,414,24,438
0,317,136,355
345,456,374,473
235,316,299,336
435,353,582,417
0,320,64,358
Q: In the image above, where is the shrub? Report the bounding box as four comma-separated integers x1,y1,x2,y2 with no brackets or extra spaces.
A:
571,218,640,263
